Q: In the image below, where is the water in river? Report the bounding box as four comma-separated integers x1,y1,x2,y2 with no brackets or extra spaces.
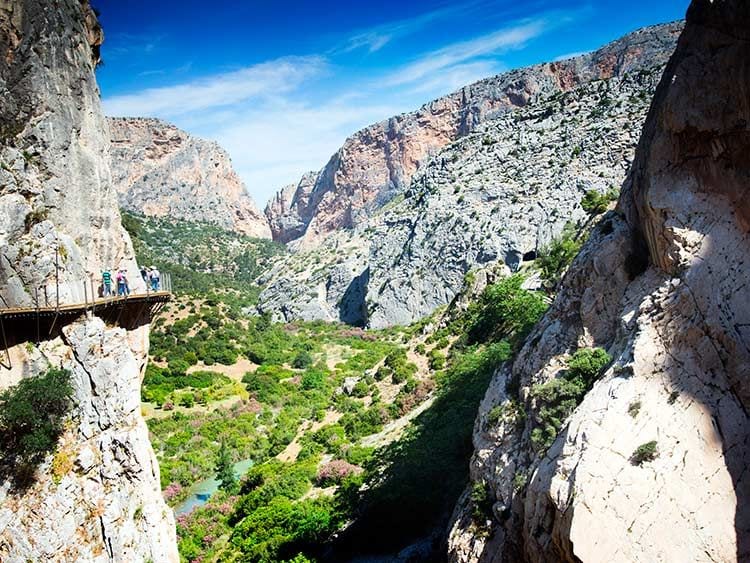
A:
174,457,254,516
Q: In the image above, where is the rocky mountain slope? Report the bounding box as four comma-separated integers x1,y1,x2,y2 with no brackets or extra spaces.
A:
257,23,679,329
0,2,177,560
109,117,271,239
265,22,683,249
447,1,750,560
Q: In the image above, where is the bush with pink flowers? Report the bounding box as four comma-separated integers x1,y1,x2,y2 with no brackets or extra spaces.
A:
316,459,362,487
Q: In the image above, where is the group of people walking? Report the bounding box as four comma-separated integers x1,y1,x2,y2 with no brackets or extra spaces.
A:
100,266,161,297
141,266,161,291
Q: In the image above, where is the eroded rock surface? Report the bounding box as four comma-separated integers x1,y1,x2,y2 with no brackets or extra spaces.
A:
258,23,678,328
448,2,750,561
109,117,271,239
265,22,683,248
0,1,177,560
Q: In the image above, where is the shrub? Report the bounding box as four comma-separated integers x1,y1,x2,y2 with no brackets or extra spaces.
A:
470,481,493,521
567,347,612,388
465,275,547,344
631,441,658,465
512,471,528,492
316,459,361,486
581,188,618,214
536,223,581,285
351,381,369,398
487,405,504,426
486,401,524,428
215,440,237,493
179,393,195,408
0,368,73,464
292,351,314,370
581,190,608,213
428,350,446,370
628,400,641,418
529,347,611,452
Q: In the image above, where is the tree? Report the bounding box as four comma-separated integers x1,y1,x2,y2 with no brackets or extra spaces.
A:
536,223,582,286
0,367,73,464
215,439,237,493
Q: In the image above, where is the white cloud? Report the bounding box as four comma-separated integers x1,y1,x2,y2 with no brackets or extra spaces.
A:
382,19,547,87
404,60,506,98
199,98,406,206
338,3,473,53
103,56,327,118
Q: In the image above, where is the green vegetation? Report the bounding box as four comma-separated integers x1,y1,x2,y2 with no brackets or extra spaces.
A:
581,188,619,214
465,274,548,344
130,209,554,560
216,440,237,493
536,222,582,286
151,270,547,561
0,368,73,465
631,441,658,465
628,400,641,418
470,481,493,521
529,347,612,452
122,210,284,299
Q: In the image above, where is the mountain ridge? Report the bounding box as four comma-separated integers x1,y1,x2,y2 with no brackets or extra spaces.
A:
257,21,682,329
109,116,272,239
265,20,684,249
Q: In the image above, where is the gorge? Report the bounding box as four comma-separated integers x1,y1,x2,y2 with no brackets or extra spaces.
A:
0,0,748,562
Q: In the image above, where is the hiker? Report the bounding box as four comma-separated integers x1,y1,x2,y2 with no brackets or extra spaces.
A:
101,268,112,297
140,266,148,283
149,266,160,291
117,269,130,296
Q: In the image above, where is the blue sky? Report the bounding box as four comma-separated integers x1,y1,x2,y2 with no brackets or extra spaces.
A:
96,0,688,206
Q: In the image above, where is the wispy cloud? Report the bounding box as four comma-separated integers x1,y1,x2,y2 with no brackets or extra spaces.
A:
338,2,475,53
382,19,547,87
102,5,584,206
404,60,506,97
105,33,166,59
103,56,327,118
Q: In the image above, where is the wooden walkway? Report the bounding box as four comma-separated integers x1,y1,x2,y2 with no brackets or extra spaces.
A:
0,291,171,320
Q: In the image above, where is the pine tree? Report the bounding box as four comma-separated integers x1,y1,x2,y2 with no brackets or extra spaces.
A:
215,439,236,493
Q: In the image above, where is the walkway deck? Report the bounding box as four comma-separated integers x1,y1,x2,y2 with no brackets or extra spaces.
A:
0,291,172,320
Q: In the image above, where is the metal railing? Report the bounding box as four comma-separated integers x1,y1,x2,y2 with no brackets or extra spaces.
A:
24,270,172,311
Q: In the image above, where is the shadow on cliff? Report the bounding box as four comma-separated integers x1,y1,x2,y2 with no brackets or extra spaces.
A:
321,347,501,561
338,268,369,327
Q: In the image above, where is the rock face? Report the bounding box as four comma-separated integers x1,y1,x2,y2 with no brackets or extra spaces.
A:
0,2,177,561
447,2,750,561
258,22,680,328
265,22,683,248
264,171,319,243
109,117,271,239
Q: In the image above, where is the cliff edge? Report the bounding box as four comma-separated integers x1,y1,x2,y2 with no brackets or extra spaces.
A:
0,1,178,560
448,1,750,561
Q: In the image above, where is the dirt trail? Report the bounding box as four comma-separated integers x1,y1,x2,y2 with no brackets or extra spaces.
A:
360,396,435,448
277,410,343,462
187,357,258,382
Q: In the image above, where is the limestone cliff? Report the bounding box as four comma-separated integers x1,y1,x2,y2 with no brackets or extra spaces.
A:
265,171,319,243
109,117,271,239
448,1,750,560
258,22,679,328
0,1,177,560
265,22,683,248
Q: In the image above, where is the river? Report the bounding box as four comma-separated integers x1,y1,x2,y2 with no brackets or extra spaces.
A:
174,457,254,516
